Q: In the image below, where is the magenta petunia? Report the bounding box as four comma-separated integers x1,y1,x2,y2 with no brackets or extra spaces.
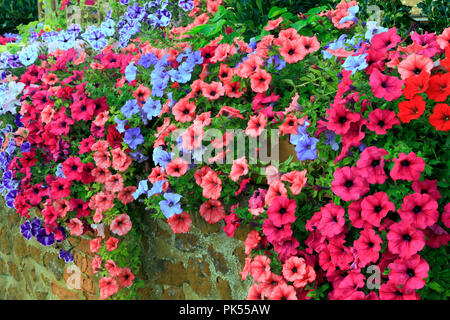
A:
356,146,389,184
388,254,429,290
262,218,293,244
353,228,383,267
379,281,419,300
411,179,442,201
369,68,404,101
390,152,425,181
398,193,439,229
386,221,426,258
331,166,369,201
318,202,346,238
366,108,400,134
266,196,297,227
360,192,396,227
325,104,362,135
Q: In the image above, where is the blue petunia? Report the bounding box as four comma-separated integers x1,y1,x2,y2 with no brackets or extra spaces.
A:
114,116,128,134
56,31,75,51
148,180,166,197
20,221,32,240
159,193,183,219
100,19,116,37
324,131,340,151
295,136,319,161
339,5,359,25
59,249,74,263
178,0,194,12
125,62,138,83
132,180,149,199
18,46,38,66
153,147,172,168
138,53,158,68
124,127,144,150
342,53,368,75
142,98,162,120
36,229,55,246
121,99,140,118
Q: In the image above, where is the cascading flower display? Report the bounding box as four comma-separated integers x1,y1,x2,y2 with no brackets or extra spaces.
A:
0,0,448,301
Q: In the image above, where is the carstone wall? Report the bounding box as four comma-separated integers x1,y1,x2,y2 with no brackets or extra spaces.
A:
0,199,252,300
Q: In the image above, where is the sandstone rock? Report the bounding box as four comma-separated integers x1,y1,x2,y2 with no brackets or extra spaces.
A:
162,286,185,300
186,257,212,297
208,245,230,275
0,228,11,255
50,280,80,300
216,277,232,299
155,260,187,286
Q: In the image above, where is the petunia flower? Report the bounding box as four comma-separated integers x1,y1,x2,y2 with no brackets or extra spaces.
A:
369,68,404,101
390,152,425,181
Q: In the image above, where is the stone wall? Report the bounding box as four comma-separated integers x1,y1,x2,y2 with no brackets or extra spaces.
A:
138,213,252,299
0,200,99,300
0,200,252,300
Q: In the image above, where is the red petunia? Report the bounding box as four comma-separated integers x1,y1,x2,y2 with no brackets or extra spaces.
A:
110,213,132,236
426,73,450,102
172,97,196,123
199,199,225,224
167,211,192,234
429,103,450,131
402,71,430,99
279,38,307,64
117,267,135,288
166,157,189,177
397,95,426,123
250,67,272,93
397,54,433,81
201,81,225,100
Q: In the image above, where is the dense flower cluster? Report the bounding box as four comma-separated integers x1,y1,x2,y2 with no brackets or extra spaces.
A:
0,0,448,300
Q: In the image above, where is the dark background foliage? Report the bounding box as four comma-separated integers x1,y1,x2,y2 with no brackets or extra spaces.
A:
0,0,38,35
224,0,334,41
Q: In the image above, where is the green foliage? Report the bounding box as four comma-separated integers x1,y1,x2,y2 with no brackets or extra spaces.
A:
223,0,334,41
0,0,38,35
417,0,450,33
358,0,413,31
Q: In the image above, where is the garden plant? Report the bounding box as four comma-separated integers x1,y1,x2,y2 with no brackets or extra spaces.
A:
0,0,448,300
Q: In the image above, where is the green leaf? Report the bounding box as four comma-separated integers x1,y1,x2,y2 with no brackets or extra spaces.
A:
255,0,263,14
291,19,308,31
428,282,444,293
210,5,228,23
307,6,328,15
268,6,287,19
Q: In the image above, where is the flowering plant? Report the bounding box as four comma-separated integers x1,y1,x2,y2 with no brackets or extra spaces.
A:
0,0,448,300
